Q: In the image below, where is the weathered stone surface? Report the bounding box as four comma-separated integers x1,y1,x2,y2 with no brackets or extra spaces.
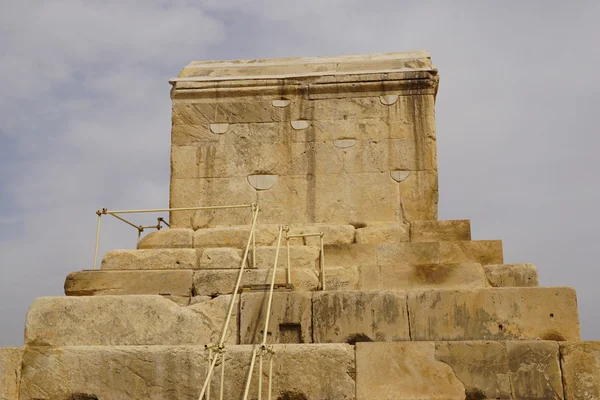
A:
439,240,503,265
101,249,197,270
193,268,319,296
193,225,278,248
356,342,465,400
240,292,312,344
288,224,355,246
250,245,320,269
313,290,409,343
0,348,23,400
137,228,193,249
323,266,361,291
410,220,471,242
484,263,539,287
408,287,580,341
560,341,600,400
162,295,191,306
198,247,242,269
355,222,410,244
434,341,511,399
25,295,236,346
19,344,355,400
325,244,377,267
507,341,563,399
376,242,439,265
188,294,238,344
397,170,438,221
65,270,193,296
379,263,487,290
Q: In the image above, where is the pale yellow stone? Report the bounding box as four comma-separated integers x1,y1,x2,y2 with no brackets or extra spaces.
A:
313,290,409,343
379,263,487,290
0,348,22,400
288,224,355,246
439,240,503,265
507,341,563,399
323,266,361,291
137,228,194,249
64,270,193,296
162,295,191,306
397,170,438,221
250,245,320,269
376,242,440,265
411,219,471,242
19,344,355,400
324,244,377,267
355,342,465,400
355,222,410,244
198,247,242,269
240,292,312,344
408,287,580,341
193,225,278,248
24,295,237,346
484,263,539,287
101,249,197,270
560,341,600,400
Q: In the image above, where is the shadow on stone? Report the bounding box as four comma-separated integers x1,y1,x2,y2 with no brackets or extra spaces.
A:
345,333,373,345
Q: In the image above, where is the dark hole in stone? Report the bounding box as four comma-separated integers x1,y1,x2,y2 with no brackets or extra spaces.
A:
550,313,554,318
541,330,566,341
277,390,308,400
465,387,487,400
345,333,373,345
350,222,367,229
279,323,302,343
68,394,99,400
498,324,504,331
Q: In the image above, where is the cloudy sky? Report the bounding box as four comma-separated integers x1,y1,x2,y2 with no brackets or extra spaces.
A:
1,1,599,347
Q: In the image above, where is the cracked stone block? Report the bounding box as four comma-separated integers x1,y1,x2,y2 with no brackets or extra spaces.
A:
198,247,242,269
410,220,471,242
560,341,600,400
507,341,563,399
240,292,312,344
19,344,355,400
484,263,539,287
355,223,410,244
136,228,193,249
0,348,23,400
24,295,237,346
313,290,409,343
64,270,193,296
408,287,580,341
101,249,197,270
356,342,465,400
439,240,503,265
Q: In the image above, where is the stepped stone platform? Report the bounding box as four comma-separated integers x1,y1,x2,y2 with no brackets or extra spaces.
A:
2,51,599,399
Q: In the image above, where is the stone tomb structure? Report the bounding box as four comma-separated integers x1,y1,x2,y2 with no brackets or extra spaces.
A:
1,51,599,399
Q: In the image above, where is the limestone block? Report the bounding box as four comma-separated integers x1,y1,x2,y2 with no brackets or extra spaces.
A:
137,228,193,249
19,344,355,400
507,341,563,399
172,100,288,125
324,266,361,291
193,225,278,248
188,295,238,344
193,268,319,296
408,287,580,341
250,245,320,269
439,240,503,265
0,348,23,400
560,341,600,400
325,244,377,267
376,242,439,265
162,295,191,306
379,263,487,290
171,123,221,146
411,219,471,242
256,175,313,224
240,292,312,344
356,265,381,290
355,222,410,244
434,341,511,399
397,170,438,221
24,295,237,346
313,290,409,343
484,263,539,287
64,270,193,296
198,247,242,269
288,224,355,246
101,249,197,270
355,342,465,400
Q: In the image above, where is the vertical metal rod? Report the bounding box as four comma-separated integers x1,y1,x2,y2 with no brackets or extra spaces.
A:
268,354,273,400
198,356,219,400
320,234,325,291
93,214,102,270
242,349,259,400
219,352,225,400
286,238,291,285
252,206,256,270
258,352,263,400
262,227,284,346
206,348,212,400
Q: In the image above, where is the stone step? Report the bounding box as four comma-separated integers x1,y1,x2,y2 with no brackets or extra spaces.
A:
410,219,471,242
484,263,539,287
0,348,22,400
13,341,599,400
238,287,579,345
